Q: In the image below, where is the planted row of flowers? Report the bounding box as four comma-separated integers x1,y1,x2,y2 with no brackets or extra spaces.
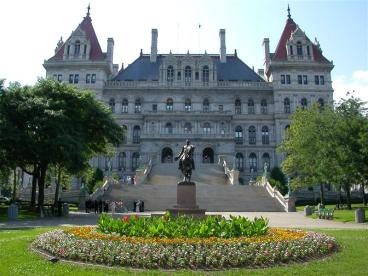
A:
32,227,337,269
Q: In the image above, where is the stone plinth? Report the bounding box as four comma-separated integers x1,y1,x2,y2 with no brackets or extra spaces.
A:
167,181,206,218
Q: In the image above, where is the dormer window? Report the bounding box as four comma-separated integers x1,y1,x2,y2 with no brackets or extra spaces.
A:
74,40,81,56
167,66,174,84
296,41,303,56
202,66,209,84
184,66,192,86
289,45,294,56
307,45,310,56
67,45,70,55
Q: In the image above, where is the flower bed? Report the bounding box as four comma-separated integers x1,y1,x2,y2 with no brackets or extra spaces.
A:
32,218,337,269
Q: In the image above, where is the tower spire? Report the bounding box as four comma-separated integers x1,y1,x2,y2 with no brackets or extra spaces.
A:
86,3,91,17
287,4,291,19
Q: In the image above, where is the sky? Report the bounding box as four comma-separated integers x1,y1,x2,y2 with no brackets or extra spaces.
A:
0,0,367,102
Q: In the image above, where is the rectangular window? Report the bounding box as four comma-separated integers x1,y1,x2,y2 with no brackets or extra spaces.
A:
152,104,157,112
289,45,293,55
86,74,91,84
219,105,223,112
286,74,291,84
83,45,87,55
307,46,310,56
57,74,62,82
298,75,302,84
315,75,320,85
69,74,73,84
74,74,79,84
303,75,308,85
177,72,181,80
53,74,57,80
195,72,199,80
91,74,96,83
281,74,285,84
320,75,325,85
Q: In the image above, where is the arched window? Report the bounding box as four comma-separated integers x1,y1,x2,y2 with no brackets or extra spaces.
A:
261,99,268,114
249,153,257,172
235,126,243,144
203,147,214,163
109,98,115,113
203,98,210,112
203,122,211,135
135,98,141,113
74,40,80,56
165,122,173,134
235,153,244,171
118,152,126,171
166,98,173,111
248,126,256,144
248,98,255,114
122,125,128,144
317,98,325,107
122,99,128,113
284,98,290,113
185,98,191,112
167,66,174,84
262,126,269,145
184,66,192,86
262,153,270,171
184,122,192,134
132,152,140,170
133,125,141,144
235,98,241,114
202,65,209,84
296,41,303,56
161,147,173,163
301,98,308,110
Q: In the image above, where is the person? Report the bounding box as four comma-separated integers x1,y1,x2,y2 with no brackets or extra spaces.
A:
175,139,195,171
111,201,116,215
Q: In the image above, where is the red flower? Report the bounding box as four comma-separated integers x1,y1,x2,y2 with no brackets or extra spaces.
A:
121,215,129,222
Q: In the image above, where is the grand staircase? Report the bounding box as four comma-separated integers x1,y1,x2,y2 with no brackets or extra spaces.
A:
103,163,285,212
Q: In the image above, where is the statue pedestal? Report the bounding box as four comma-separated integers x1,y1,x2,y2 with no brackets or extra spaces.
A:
167,181,206,218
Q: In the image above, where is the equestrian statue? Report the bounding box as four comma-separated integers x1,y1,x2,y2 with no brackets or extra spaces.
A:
175,139,195,182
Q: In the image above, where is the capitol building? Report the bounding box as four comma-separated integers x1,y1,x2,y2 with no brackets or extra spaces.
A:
44,7,333,184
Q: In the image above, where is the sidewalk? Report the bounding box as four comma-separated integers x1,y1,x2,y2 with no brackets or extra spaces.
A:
0,211,367,230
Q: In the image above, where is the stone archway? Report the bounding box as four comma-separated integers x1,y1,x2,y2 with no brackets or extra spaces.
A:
202,147,214,163
161,147,173,163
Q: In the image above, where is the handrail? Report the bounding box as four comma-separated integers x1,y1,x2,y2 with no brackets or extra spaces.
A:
218,155,239,185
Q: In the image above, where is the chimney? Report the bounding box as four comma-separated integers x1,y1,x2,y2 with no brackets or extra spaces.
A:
107,37,114,65
150,29,158,62
219,29,226,63
262,38,270,66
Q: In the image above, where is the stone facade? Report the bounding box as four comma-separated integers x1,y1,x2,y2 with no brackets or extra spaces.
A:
43,8,333,184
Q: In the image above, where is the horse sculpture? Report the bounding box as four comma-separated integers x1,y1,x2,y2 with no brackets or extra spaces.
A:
175,140,195,182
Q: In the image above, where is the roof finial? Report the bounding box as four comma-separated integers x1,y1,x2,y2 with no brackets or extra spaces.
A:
287,4,291,19
87,3,91,17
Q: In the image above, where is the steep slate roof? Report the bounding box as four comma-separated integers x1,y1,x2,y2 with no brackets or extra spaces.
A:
47,13,105,62
272,17,329,63
113,54,264,82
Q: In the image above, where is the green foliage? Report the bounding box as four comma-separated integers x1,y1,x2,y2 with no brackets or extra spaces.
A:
269,167,288,195
97,213,269,238
85,167,104,193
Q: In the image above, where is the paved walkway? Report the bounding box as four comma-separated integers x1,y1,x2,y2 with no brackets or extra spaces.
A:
0,211,367,230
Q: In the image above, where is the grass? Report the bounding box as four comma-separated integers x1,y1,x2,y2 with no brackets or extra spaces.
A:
0,204,38,222
296,204,368,223
0,227,367,275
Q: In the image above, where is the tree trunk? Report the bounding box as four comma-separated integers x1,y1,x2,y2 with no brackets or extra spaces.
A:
319,183,325,205
362,183,367,206
12,168,17,203
54,166,61,207
37,164,47,213
30,165,38,210
345,183,352,210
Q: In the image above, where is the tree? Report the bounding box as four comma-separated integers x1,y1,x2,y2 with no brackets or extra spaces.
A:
85,167,104,194
269,166,288,195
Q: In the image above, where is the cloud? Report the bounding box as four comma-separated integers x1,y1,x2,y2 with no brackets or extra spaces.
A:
333,70,368,104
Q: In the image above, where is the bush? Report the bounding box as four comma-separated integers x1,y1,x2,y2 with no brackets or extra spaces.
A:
269,167,288,195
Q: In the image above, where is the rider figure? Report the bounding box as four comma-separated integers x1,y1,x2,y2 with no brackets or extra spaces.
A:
175,139,195,171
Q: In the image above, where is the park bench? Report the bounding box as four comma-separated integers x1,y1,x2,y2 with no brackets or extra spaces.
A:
316,207,334,220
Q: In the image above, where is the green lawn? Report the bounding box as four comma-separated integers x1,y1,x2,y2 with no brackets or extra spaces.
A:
296,204,367,223
0,227,367,275
0,204,38,221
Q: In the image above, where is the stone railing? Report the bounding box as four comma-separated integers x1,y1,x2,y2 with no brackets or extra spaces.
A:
135,159,153,185
90,178,112,200
218,155,239,185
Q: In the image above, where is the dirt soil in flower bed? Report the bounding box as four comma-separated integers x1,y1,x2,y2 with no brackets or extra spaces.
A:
32,227,338,270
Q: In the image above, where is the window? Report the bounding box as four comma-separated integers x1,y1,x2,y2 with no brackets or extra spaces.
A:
203,122,211,135
165,122,173,134
86,74,91,84
248,126,256,144
315,75,320,85
203,98,210,112
286,74,291,84
184,66,192,86
262,153,270,170
281,75,285,84
74,74,79,84
177,71,181,80
235,98,241,114
320,75,325,85
303,75,308,85
122,99,128,113
317,98,325,107
167,66,174,84
132,152,140,170
69,74,73,83
235,153,244,171
195,72,199,80
135,99,141,113
249,153,257,172
296,41,302,56
284,98,291,113
91,74,96,83
67,45,70,55
118,152,126,171
219,105,223,112
202,66,209,84
248,98,255,114
57,74,62,82
306,45,310,56
184,122,192,134
185,98,191,112
289,45,293,55
235,126,243,144
74,40,80,56
301,98,308,110
262,126,269,144
298,75,302,84
133,126,141,144
166,98,173,112
152,104,157,112
261,99,267,114
109,98,115,113
83,45,87,55
121,125,128,144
